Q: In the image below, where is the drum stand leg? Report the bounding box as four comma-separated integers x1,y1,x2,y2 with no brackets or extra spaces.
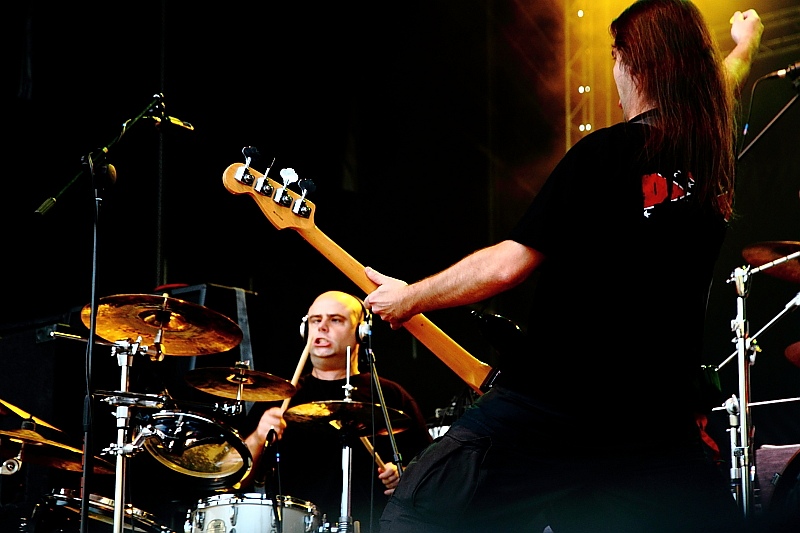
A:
334,351,359,533
337,440,357,533
104,338,150,533
727,266,755,518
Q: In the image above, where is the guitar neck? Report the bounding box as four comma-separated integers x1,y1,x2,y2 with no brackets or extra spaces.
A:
296,226,493,394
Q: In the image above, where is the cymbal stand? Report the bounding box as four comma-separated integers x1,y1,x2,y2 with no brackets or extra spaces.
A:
724,261,800,519
102,337,158,533
334,348,358,533
725,265,756,517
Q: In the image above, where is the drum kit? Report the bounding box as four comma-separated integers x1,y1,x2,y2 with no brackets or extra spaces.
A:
0,292,411,533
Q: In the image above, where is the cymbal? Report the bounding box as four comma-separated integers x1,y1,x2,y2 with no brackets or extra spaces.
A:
785,341,800,368
185,367,297,402
0,429,114,474
742,241,800,284
284,400,411,436
0,398,62,432
81,294,243,355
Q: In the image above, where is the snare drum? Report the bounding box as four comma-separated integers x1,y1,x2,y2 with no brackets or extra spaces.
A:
29,488,174,532
186,493,320,533
141,409,252,491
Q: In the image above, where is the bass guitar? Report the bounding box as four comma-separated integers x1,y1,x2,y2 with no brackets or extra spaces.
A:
222,157,498,394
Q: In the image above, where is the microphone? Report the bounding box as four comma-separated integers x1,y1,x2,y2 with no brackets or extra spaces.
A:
149,114,195,131
765,61,800,80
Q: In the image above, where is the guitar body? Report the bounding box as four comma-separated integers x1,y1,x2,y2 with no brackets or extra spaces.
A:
222,162,496,393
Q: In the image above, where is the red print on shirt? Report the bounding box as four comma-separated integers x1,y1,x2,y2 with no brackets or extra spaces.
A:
642,172,693,218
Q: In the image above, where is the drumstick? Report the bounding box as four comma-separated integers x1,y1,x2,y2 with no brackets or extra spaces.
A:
358,435,386,470
329,419,386,470
282,336,313,413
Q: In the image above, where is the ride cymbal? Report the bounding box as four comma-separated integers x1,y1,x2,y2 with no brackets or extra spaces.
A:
0,429,114,474
742,241,800,284
81,294,243,355
185,367,297,402
284,400,411,436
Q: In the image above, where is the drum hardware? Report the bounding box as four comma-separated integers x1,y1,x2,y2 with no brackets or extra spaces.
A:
96,391,167,410
717,242,800,519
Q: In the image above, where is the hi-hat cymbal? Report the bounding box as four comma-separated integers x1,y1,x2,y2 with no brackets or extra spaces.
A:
284,400,411,436
0,398,62,432
0,429,114,474
742,241,800,284
185,367,297,402
81,294,243,355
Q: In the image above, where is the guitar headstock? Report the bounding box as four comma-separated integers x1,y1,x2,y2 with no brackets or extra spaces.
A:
222,161,316,232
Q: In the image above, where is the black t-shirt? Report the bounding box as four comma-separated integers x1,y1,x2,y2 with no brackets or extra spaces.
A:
495,115,727,448
243,372,432,530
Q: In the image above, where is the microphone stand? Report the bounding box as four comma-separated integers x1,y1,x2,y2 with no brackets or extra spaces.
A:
362,338,403,477
360,325,403,533
30,93,167,533
738,77,799,160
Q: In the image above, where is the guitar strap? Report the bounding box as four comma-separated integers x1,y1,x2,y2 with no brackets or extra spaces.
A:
235,287,255,415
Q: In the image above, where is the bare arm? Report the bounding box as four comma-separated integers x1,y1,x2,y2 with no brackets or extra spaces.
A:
725,9,764,93
364,240,544,328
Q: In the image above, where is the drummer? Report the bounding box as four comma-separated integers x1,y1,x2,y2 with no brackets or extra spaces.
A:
242,290,432,532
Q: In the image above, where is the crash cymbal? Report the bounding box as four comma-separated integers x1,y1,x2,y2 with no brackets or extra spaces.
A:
81,294,243,355
284,400,411,436
0,429,114,474
0,398,62,432
742,241,800,284
785,341,800,368
185,367,297,402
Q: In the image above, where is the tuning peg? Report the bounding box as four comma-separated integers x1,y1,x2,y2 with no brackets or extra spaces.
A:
298,178,316,196
242,146,260,166
279,168,299,187
292,178,315,218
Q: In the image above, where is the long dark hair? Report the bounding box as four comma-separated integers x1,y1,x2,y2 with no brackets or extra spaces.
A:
611,0,736,219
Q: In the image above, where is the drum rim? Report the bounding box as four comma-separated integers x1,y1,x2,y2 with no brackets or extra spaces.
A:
39,489,176,532
194,492,319,512
141,409,252,487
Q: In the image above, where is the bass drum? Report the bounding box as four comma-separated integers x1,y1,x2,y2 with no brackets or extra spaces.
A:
28,488,175,532
186,493,320,533
141,409,252,491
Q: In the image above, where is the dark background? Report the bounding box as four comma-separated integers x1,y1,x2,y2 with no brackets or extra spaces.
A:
1,0,799,528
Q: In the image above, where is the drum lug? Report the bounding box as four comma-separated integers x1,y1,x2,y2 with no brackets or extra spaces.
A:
230,504,238,526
